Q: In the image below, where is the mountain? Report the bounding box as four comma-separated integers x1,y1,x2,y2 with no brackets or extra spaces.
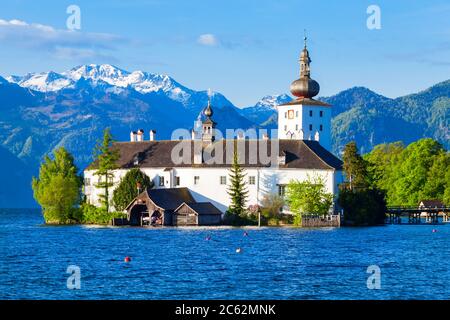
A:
0,64,448,207
240,94,291,124
243,83,449,154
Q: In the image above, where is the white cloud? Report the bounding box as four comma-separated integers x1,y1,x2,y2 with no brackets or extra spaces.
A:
197,33,219,46
0,18,127,61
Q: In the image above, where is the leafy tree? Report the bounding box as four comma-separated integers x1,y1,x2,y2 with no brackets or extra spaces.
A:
338,188,386,226
364,141,404,192
339,141,387,225
226,141,249,217
342,142,368,190
32,147,81,223
390,138,445,205
420,152,449,201
286,175,333,226
93,128,120,213
260,193,285,221
113,168,154,211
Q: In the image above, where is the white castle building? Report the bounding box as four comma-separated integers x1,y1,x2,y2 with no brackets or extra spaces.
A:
83,41,344,223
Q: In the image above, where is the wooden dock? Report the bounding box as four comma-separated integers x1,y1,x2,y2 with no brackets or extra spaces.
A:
386,206,450,224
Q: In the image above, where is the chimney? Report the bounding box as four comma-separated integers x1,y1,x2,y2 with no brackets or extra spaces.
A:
149,130,156,141
278,151,286,166
314,131,320,142
130,131,136,142
136,129,144,142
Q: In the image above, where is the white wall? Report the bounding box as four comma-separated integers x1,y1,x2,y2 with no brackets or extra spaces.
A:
84,167,342,213
277,103,332,151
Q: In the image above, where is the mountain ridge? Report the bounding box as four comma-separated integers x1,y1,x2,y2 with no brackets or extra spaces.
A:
0,65,448,207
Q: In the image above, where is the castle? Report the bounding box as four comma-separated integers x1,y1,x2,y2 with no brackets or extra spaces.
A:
83,40,343,225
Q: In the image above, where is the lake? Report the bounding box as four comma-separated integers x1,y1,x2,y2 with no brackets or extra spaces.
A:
0,209,449,299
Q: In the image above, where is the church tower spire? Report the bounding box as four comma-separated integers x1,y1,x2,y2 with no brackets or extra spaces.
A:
276,35,332,151
201,90,216,143
290,34,320,99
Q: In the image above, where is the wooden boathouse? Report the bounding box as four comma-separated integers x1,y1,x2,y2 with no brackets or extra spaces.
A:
125,187,222,226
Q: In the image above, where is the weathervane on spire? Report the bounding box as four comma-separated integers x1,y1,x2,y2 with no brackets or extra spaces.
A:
303,29,307,48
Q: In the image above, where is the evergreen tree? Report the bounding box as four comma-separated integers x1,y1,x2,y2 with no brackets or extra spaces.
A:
342,141,368,190
113,168,154,211
227,141,249,217
32,147,81,223
93,128,120,213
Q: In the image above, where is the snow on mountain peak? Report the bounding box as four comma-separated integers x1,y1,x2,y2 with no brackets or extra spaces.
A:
254,94,292,109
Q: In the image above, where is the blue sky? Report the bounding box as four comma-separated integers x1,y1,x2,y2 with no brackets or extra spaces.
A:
0,0,449,106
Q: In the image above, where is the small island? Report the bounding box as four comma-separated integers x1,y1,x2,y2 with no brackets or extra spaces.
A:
31,43,450,228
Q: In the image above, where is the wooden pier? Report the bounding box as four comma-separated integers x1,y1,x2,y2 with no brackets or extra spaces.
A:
386,206,450,224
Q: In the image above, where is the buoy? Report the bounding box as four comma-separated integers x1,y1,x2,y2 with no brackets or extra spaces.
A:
236,248,242,253
243,231,249,237
124,256,131,263
206,235,211,241
432,229,437,233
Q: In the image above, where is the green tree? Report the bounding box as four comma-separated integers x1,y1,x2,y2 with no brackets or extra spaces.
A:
390,138,445,205
364,141,404,192
226,141,249,217
286,175,333,226
93,128,120,213
342,142,368,190
32,147,81,223
112,168,154,211
420,151,449,201
338,188,386,226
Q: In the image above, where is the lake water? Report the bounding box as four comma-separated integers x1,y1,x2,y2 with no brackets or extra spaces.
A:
0,209,449,300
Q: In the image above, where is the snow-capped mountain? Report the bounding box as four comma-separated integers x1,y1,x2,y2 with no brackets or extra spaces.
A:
7,64,234,111
239,94,292,124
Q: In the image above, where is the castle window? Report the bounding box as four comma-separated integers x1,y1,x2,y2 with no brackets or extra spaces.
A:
295,124,298,130
309,124,313,131
285,112,287,119
249,176,256,185
175,176,180,186
296,111,299,117
320,110,323,117
320,125,323,131
284,125,287,131
194,176,200,185
309,110,313,117
159,176,164,186
220,176,227,185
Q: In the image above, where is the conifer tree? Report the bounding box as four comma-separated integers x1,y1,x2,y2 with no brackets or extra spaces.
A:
93,128,120,213
113,168,153,211
342,141,368,190
227,141,249,216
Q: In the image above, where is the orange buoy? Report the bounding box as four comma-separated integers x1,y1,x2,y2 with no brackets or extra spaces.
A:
124,256,131,262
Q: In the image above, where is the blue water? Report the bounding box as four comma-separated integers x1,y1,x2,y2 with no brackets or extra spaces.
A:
0,209,449,300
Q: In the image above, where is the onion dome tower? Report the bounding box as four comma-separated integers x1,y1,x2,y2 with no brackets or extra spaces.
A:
276,34,332,151
290,36,320,99
201,94,216,143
